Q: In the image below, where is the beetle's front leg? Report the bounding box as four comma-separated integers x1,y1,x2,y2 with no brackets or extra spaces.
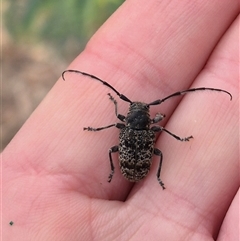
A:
108,93,126,122
151,113,166,124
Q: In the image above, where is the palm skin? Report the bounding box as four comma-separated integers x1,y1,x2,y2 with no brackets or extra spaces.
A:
3,1,239,240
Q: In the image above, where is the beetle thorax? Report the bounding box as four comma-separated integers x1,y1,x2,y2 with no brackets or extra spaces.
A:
125,102,151,130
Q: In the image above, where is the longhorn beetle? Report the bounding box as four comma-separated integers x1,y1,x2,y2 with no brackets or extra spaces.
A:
62,70,232,189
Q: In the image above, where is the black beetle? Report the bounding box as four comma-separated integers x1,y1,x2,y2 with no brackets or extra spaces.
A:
62,70,232,189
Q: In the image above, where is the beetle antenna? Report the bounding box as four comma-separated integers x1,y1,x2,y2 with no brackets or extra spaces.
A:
62,70,132,104
148,87,232,106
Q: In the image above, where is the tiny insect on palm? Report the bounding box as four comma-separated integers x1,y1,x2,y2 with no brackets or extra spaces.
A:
62,70,232,189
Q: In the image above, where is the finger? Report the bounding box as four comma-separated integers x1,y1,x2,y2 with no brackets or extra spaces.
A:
217,189,239,241
128,14,238,239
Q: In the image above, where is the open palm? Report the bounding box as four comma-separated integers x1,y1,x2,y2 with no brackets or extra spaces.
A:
3,1,239,240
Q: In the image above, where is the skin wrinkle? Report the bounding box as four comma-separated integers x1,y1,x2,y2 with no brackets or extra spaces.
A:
134,190,211,236
204,58,238,91
92,204,121,240
88,198,95,241
85,38,170,96
121,199,209,240
114,41,172,93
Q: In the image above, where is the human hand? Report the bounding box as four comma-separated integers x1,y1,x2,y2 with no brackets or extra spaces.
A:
3,1,239,240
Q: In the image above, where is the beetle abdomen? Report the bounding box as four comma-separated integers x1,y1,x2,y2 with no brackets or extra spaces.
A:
119,127,155,182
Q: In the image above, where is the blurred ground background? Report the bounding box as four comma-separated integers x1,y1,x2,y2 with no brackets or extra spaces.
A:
2,0,124,151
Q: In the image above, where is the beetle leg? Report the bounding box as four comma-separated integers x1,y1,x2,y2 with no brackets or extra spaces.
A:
84,124,116,131
154,148,165,189
84,123,125,131
151,126,193,141
108,145,119,182
108,93,126,122
151,113,166,124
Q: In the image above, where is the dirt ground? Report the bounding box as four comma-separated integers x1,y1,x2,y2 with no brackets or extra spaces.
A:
2,29,69,151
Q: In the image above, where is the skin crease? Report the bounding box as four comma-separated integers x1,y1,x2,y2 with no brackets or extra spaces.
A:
2,0,239,240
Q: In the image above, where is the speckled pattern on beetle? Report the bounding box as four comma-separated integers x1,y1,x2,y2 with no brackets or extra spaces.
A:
62,69,232,189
